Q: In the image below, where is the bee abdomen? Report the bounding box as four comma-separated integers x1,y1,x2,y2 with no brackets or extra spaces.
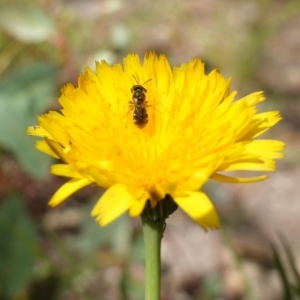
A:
133,106,148,127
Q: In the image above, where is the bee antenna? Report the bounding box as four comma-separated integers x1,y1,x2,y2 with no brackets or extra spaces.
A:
132,75,138,84
132,75,152,86
142,78,152,85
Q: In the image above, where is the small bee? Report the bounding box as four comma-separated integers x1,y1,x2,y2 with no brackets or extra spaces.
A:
129,77,152,128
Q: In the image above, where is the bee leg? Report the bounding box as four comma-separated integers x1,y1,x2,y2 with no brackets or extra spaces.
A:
124,102,134,120
144,101,151,108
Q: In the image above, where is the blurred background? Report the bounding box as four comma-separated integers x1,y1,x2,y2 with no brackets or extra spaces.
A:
0,0,299,299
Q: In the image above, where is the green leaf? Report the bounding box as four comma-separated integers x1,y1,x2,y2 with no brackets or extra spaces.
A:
270,241,293,300
0,62,58,178
0,194,39,297
279,235,300,296
0,3,55,43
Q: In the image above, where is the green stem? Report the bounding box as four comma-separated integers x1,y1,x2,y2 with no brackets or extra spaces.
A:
141,214,165,300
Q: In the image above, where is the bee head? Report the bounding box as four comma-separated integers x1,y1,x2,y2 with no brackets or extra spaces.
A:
131,85,147,94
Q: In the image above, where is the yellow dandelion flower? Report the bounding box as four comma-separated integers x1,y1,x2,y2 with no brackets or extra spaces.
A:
27,52,284,230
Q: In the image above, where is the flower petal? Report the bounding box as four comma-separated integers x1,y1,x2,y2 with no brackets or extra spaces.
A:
49,178,91,206
129,197,148,217
45,138,71,163
26,125,52,138
91,183,135,226
243,140,285,159
219,140,285,172
211,173,268,183
36,140,59,158
174,191,220,231
51,164,84,179
242,111,282,139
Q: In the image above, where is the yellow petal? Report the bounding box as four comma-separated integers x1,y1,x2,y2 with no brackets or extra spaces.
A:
36,140,59,158
26,125,52,138
174,192,220,231
51,164,84,179
211,173,268,183
45,138,71,163
243,140,285,159
240,91,265,106
129,197,148,217
49,178,91,206
222,160,276,172
243,111,283,139
91,183,135,226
